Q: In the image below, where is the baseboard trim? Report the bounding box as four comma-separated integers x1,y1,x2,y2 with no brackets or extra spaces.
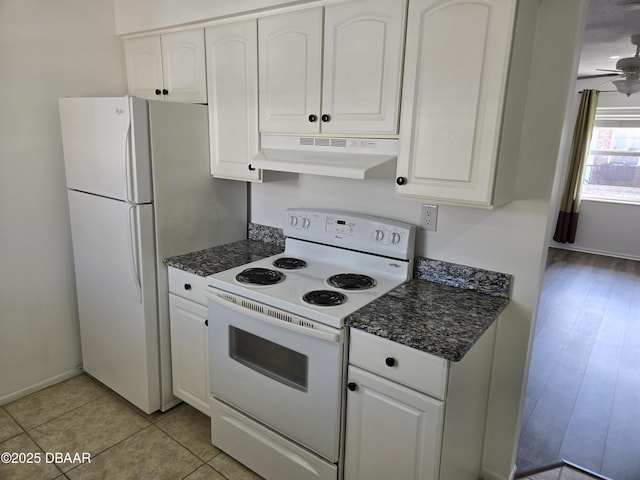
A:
510,463,517,480
515,460,614,480
549,243,640,262
515,462,564,478
0,367,84,406
562,460,613,480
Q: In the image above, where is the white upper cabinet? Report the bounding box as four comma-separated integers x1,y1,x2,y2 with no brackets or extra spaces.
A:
124,35,164,101
206,20,261,181
258,8,323,134
396,0,519,207
161,30,207,103
258,0,407,136
125,29,207,103
322,0,406,135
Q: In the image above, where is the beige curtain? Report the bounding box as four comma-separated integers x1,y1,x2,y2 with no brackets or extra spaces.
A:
553,89,599,243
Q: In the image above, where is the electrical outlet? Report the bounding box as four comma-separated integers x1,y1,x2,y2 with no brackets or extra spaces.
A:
421,204,438,231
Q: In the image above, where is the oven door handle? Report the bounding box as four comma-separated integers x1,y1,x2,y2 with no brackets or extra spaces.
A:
209,292,342,344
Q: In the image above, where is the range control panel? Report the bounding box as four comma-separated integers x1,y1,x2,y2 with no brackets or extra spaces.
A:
284,208,416,261
325,216,356,236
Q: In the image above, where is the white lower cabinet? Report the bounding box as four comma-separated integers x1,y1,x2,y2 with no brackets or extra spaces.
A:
344,366,444,480
168,267,210,415
346,326,497,480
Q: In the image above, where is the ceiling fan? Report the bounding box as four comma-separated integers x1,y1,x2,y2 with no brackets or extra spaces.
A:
596,33,640,96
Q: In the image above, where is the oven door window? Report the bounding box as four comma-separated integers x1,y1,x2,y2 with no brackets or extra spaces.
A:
229,326,308,392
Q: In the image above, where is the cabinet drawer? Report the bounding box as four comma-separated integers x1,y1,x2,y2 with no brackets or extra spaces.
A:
168,267,208,305
349,329,448,400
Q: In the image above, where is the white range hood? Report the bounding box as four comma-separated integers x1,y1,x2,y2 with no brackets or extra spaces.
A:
251,135,398,180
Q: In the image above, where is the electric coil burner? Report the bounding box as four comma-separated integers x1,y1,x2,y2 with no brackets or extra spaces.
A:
302,289,348,306
235,267,284,285
206,208,416,480
272,257,308,270
327,273,377,290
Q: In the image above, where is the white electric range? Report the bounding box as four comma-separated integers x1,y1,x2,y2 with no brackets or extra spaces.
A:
205,208,416,480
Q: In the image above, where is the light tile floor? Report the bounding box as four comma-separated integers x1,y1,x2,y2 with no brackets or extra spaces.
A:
2,375,608,480
0,374,264,480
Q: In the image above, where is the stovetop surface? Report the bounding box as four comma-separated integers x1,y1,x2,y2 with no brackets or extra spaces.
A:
207,239,411,328
207,209,416,328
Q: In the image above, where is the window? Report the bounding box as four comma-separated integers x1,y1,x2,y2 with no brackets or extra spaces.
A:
582,109,640,203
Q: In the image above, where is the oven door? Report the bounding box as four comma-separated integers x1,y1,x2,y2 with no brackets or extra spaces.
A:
206,287,344,462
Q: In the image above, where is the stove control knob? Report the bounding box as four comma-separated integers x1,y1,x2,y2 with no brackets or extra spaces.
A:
302,217,311,229
375,229,384,241
289,215,298,227
391,232,401,244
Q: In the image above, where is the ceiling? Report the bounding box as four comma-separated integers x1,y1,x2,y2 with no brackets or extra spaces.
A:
578,0,640,79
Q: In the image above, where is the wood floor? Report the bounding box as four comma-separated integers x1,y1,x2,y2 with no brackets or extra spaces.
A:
516,248,640,480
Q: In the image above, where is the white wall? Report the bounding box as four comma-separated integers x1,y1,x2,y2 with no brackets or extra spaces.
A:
0,0,127,404
250,1,587,478
549,77,640,260
560,199,640,259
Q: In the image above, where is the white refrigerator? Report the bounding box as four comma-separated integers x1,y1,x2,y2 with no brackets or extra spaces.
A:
59,96,247,413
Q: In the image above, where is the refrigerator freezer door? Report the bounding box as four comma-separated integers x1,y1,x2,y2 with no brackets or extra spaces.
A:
68,189,160,413
59,96,152,203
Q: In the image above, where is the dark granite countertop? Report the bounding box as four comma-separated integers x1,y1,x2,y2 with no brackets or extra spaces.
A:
164,239,283,277
164,225,510,363
344,279,509,362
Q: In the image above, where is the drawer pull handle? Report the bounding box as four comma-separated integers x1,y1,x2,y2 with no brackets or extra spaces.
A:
184,283,192,291
347,382,357,392
385,357,396,367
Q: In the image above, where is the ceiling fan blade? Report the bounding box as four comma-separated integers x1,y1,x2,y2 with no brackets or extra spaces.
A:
598,77,618,86
577,73,622,80
596,68,623,73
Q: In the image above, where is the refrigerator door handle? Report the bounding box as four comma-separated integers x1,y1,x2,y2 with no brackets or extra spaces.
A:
124,124,133,204
128,205,143,303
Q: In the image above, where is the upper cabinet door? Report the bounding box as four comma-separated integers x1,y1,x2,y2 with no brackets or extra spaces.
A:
322,0,407,135
161,30,207,104
124,36,164,101
396,0,517,206
124,30,206,103
206,20,261,181
258,8,323,134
